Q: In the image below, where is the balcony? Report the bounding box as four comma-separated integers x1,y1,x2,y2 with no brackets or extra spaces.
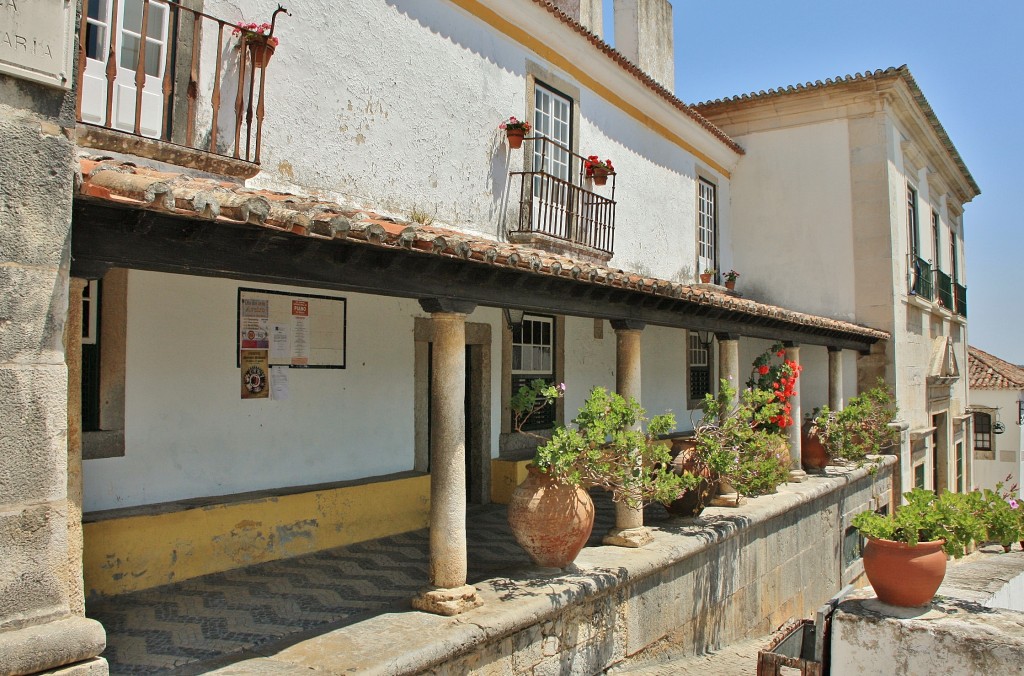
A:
934,269,954,310
75,0,281,177
954,282,967,317
909,255,932,300
509,136,616,259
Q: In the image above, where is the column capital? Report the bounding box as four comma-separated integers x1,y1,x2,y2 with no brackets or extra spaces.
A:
827,345,843,353
783,340,800,349
419,298,477,315
610,319,646,332
715,332,741,342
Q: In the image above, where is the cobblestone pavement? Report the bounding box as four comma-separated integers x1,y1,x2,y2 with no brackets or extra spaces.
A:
607,634,771,675
87,493,672,674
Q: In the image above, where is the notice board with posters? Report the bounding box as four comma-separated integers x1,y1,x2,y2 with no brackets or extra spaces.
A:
237,288,347,369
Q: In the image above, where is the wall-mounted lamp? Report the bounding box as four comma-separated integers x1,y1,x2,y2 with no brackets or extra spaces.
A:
696,329,714,349
504,308,525,331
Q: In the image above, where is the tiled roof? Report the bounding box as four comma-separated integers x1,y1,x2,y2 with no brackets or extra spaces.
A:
968,346,1024,390
74,157,887,343
527,1,743,155
692,66,979,198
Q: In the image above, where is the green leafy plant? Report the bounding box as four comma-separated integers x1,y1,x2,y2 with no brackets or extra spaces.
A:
852,488,986,558
692,381,790,501
528,386,685,509
810,380,899,463
724,269,740,283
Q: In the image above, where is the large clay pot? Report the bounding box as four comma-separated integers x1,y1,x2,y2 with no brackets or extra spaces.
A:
862,537,947,607
664,439,715,517
507,465,595,568
801,421,829,471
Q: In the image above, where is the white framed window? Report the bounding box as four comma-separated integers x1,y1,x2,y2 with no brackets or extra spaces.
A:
533,84,572,181
931,209,941,269
512,314,556,430
974,411,993,451
907,184,920,257
697,178,717,277
688,333,712,405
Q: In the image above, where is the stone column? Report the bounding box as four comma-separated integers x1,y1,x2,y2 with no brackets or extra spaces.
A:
828,346,844,411
716,333,741,409
785,343,807,483
65,278,87,616
605,320,652,548
411,299,482,615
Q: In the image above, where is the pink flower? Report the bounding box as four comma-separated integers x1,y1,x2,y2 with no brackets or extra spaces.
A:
1010,499,1019,510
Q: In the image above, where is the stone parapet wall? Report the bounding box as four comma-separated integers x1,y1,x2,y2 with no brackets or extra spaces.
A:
211,459,894,674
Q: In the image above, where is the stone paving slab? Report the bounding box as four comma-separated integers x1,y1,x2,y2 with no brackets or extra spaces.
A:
605,634,771,675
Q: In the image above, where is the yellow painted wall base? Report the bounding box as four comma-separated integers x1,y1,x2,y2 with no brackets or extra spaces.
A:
491,458,532,504
83,474,431,597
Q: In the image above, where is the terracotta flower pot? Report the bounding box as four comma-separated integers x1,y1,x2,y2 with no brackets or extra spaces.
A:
507,465,595,568
801,421,829,471
664,439,715,517
725,280,736,290
590,166,609,186
505,128,525,149
862,537,947,607
699,273,712,284
248,41,275,68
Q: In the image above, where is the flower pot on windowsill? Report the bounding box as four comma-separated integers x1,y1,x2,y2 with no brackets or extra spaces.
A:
506,128,525,149
699,273,713,284
725,280,736,290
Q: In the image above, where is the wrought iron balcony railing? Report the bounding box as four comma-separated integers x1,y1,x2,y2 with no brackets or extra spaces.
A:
909,255,933,300
510,136,616,256
75,0,283,171
934,270,954,310
954,283,967,317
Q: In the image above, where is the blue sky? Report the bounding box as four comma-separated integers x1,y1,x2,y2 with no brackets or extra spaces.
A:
604,1,1024,363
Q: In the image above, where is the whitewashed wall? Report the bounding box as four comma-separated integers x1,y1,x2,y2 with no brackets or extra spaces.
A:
197,0,729,282
83,271,426,511
971,388,1024,496
727,120,856,319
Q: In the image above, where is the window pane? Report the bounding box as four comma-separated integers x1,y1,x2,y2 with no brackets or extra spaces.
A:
123,0,143,34
144,38,162,76
146,3,166,39
85,24,107,60
512,345,522,371
119,33,140,69
88,0,108,21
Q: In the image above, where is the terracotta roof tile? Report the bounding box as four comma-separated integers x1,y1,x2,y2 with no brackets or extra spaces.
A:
692,66,979,198
968,346,1024,390
74,158,887,343
527,0,743,155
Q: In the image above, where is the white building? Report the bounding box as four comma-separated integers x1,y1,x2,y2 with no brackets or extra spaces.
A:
695,67,980,499
968,345,1024,497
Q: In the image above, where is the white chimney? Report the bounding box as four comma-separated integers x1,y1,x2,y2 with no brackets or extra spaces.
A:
548,0,604,39
613,0,674,91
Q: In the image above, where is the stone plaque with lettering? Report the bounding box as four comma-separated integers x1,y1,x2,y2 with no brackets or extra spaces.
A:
0,0,75,89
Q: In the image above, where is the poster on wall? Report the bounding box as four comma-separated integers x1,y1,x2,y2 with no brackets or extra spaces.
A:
240,350,270,399
237,288,346,369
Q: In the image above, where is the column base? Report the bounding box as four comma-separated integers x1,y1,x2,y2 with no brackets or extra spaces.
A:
411,584,482,616
603,526,653,548
710,492,746,507
789,468,809,483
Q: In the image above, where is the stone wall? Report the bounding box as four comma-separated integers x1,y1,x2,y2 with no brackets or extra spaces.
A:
0,43,108,676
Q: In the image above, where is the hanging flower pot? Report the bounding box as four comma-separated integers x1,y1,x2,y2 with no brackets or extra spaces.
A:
248,40,276,68
584,155,613,187
499,116,531,150
591,165,610,186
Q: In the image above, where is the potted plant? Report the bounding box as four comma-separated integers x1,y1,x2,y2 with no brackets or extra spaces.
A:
852,488,985,607
699,267,716,284
808,380,899,469
507,382,684,567
233,21,280,68
682,382,790,510
723,269,740,290
499,116,531,149
584,155,614,186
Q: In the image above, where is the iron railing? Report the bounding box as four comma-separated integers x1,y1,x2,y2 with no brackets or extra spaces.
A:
75,0,285,165
909,255,932,300
510,136,616,255
934,269,954,309
954,283,967,317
